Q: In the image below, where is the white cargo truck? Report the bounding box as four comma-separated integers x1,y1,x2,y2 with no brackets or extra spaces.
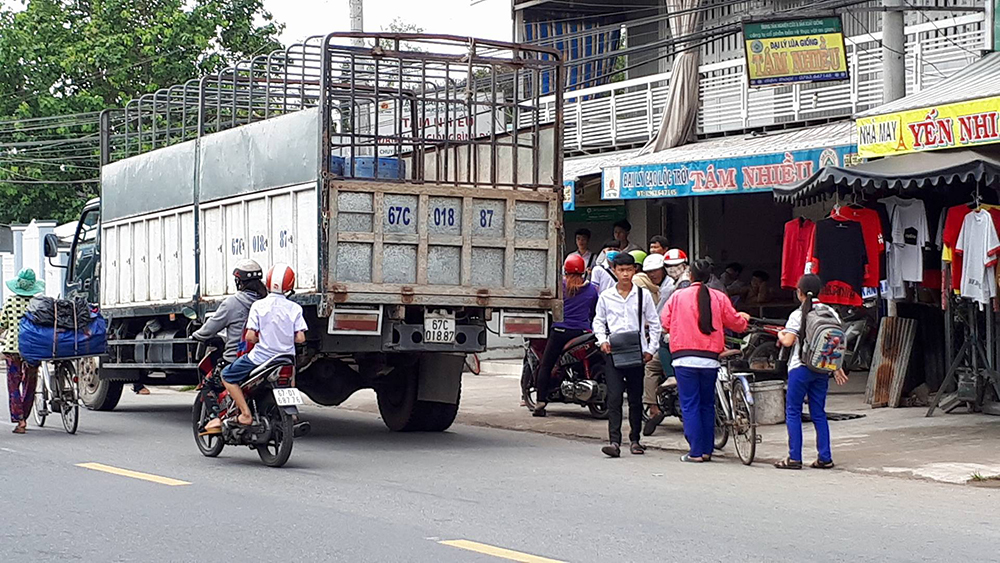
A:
49,33,565,432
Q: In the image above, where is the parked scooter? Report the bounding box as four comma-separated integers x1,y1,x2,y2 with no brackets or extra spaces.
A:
191,338,309,468
520,333,609,419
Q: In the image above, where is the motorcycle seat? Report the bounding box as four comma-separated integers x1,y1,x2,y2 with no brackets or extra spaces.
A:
563,333,596,351
248,354,296,379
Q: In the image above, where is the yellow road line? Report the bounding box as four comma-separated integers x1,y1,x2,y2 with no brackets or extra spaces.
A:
439,540,565,563
76,462,191,486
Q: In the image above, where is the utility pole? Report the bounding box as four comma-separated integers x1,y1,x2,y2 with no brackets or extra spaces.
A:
349,0,364,47
882,0,906,104
882,0,905,318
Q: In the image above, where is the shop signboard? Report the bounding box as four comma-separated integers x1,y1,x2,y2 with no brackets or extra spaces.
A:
857,95,1000,158
563,180,575,211
564,205,626,224
601,145,856,200
743,17,849,87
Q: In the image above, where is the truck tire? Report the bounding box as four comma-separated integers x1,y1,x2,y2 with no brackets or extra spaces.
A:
416,384,461,432
377,367,422,432
78,358,124,411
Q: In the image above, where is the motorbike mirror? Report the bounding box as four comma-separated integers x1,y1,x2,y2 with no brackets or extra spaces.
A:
180,306,198,320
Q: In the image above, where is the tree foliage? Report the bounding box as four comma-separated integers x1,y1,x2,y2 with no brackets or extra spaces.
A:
0,0,284,224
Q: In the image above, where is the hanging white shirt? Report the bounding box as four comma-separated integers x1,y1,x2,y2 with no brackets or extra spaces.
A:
888,198,929,283
956,209,1000,305
592,283,661,356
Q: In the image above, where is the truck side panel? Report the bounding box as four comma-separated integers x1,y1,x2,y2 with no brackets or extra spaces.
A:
101,207,196,308
199,183,318,298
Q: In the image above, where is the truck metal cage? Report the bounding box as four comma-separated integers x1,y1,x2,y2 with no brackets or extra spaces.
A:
101,33,564,191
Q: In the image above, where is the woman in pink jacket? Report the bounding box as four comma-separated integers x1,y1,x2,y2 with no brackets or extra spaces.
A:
661,259,749,463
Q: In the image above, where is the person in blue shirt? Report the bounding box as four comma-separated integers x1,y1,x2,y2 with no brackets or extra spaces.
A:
533,254,599,417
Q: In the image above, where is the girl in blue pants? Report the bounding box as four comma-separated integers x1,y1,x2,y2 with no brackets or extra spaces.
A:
775,274,849,470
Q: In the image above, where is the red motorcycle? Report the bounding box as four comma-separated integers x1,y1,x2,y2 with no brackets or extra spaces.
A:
191,337,308,468
520,332,609,419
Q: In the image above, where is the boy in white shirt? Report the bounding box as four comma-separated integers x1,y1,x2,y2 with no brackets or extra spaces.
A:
218,264,308,427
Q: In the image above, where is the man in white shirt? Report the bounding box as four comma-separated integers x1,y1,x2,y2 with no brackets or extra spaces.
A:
218,264,308,427
591,239,622,293
567,228,597,278
593,253,661,457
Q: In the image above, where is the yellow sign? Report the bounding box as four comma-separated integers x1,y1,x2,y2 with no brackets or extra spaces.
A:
857,96,1000,158
743,18,849,87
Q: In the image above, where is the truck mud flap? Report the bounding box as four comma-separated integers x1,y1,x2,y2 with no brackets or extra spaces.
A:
416,354,464,404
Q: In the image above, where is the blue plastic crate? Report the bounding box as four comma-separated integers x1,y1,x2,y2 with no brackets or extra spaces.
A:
330,156,405,180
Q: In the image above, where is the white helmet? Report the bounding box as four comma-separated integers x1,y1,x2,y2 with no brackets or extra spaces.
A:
642,253,665,272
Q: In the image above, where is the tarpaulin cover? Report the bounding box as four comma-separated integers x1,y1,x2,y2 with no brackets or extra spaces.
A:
773,148,1000,204
27,296,91,331
18,313,107,364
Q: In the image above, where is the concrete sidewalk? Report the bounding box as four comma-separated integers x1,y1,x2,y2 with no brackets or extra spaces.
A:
337,361,1000,486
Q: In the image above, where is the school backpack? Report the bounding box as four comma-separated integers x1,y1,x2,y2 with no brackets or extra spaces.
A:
800,305,846,374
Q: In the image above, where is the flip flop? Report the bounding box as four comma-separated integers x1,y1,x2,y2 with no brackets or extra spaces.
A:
12,425,26,434
774,457,803,470
811,459,835,469
680,454,703,463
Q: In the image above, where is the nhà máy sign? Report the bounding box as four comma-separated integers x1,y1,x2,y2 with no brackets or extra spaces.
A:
743,17,849,87
857,95,1000,158
601,146,856,200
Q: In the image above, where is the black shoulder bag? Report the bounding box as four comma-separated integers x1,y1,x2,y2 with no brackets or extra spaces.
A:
608,287,645,368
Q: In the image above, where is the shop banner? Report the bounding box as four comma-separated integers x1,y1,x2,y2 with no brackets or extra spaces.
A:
601,145,856,200
743,17,849,87
563,180,575,212
857,96,1000,158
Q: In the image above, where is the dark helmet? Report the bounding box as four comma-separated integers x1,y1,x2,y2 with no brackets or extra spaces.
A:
233,259,263,284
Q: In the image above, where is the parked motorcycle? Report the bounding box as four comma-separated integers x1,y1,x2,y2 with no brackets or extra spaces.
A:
191,338,308,468
520,333,609,419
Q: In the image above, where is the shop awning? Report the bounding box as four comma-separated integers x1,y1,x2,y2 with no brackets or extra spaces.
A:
773,148,1000,204
600,121,856,200
564,150,638,183
855,53,1000,159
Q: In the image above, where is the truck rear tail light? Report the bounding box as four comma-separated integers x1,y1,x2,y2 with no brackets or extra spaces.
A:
327,307,383,336
499,311,548,338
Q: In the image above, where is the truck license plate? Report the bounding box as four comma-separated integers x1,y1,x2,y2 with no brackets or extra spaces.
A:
424,317,456,343
273,388,304,407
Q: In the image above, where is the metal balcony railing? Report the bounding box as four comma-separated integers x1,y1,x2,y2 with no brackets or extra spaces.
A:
525,13,985,153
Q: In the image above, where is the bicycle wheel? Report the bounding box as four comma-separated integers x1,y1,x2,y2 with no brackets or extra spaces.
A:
56,362,79,435
32,365,49,428
713,391,730,451
731,379,757,465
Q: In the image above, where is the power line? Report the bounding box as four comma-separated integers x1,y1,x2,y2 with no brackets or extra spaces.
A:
845,9,948,79
902,0,981,58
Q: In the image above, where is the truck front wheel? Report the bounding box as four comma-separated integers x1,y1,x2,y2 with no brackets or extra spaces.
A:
78,358,124,411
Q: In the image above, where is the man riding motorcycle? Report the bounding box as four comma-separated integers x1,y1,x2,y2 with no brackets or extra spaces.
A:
194,259,267,434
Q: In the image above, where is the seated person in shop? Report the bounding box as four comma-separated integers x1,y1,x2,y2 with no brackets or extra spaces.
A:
740,270,773,308
721,262,747,296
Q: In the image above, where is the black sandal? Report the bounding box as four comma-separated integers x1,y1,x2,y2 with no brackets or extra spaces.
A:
774,457,803,470
532,403,547,417
811,459,835,469
630,442,645,455
602,443,621,458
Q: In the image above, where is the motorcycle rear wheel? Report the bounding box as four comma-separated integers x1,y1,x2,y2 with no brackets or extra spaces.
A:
192,390,225,458
586,363,609,420
256,397,294,468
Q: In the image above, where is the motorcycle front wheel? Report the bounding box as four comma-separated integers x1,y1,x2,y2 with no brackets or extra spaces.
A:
192,389,225,458
256,396,294,468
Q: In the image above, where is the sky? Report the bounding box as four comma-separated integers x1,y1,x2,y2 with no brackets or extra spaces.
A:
264,0,513,47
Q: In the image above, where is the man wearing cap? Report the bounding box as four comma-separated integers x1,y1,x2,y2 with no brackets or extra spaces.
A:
1,269,45,434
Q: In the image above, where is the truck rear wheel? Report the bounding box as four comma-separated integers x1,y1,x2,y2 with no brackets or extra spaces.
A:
417,384,461,432
377,367,422,432
78,358,124,411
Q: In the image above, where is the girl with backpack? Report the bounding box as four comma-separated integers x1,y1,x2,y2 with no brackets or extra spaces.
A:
775,274,850,470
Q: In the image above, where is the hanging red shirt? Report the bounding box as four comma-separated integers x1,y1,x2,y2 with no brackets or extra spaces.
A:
830,207,883,287
781,218,815,290
942,204,1000,292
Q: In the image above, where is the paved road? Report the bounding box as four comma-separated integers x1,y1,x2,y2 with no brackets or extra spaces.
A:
2,390,998,563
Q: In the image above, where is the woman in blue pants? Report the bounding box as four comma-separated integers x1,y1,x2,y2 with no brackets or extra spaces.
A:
775,274,849,470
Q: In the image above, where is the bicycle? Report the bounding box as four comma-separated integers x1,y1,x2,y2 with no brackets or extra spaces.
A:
32,359,81,434
713,349,759,465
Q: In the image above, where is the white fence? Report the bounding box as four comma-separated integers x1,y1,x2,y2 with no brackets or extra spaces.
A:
526,14,985,152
